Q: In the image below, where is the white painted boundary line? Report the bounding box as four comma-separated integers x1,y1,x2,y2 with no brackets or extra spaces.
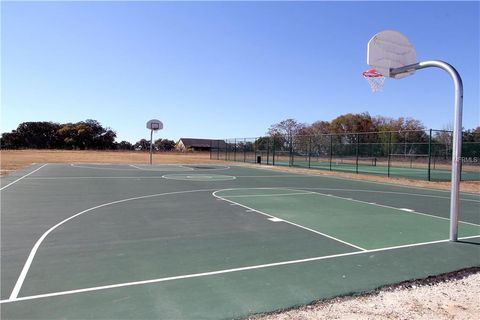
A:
234,175,480,202
129,164,194,172
26,176,166,180
221,192,315,198
212,187,480,227
303,189,480,228
299,187,480,203
213,189,367,252
233,163,480,196
7,188,218,301
0,164,48,191
162,174,236,181
2,235,478,304
70,164,139,171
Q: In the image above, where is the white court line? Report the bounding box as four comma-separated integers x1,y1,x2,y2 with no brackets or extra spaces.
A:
303,189,480,227
2,235,478,304
214,187,480,227
233,187,479,227
234,164,480,196
70,164,139,171
0,164,48,191
33,173,479,203
7,188,218,300
26,176,165,180
129,164,194,171
234,176,480,203
222,192,316,198
299,187,480,203
213,189,367,252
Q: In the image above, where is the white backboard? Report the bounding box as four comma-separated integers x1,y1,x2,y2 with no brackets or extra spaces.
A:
146,119,163,131
367,30,416,79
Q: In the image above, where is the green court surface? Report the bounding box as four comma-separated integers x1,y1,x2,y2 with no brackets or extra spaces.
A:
1,163,479,319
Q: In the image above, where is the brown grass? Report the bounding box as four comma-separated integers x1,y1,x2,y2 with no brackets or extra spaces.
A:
1,149,478,193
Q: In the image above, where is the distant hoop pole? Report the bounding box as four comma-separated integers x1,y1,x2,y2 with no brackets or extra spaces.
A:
146,119,163,165
392,60,463,241
150,129,154,165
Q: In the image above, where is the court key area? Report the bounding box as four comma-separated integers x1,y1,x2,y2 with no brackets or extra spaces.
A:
1,163,479,319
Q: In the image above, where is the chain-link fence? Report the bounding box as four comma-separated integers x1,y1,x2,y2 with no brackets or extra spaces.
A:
210,130,480,181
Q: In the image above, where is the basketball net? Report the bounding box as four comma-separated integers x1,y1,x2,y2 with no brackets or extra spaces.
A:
363,69,385,92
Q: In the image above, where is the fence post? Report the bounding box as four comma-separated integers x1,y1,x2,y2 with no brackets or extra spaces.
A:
272,136,276,166
243,138,246,162
289,136,293,166
329,134,333,171
267,138,270,165
355,133,359,174
308,136,312,168
234,138,237,162
428,129,432,181
388,132,392,177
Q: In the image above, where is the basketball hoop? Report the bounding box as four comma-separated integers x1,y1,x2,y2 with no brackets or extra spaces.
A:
363,69,385,92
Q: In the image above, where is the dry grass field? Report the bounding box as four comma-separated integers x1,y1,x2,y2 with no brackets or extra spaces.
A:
1,149,478,193
0,149,212,174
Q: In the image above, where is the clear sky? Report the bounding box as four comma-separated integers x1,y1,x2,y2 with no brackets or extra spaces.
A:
2,1,479,144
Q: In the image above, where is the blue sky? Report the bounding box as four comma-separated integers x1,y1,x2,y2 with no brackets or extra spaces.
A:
2,1,479,143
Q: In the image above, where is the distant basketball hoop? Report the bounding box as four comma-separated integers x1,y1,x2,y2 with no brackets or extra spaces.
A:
146,119,163,165
147,119,163,131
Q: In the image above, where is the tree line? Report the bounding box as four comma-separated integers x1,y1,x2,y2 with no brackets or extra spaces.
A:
265,113,479,142
254,113,479,157
0,120,176,151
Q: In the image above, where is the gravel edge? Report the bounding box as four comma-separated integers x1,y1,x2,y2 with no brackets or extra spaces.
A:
249,267,480,320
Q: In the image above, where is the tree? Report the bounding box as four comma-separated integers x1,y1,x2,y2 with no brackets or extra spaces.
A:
134,139,150,151
254,137,270,150
304,120,331,136
330,113,376,134
117,141,134,150
11,122,62,149
1,131,22,149
154,139,175,151
56,121,116,149
267,119,306,151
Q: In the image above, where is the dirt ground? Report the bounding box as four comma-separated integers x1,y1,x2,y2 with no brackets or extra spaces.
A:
1,149,479,319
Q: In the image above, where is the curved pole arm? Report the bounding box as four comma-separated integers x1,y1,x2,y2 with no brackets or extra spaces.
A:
391,60,463,242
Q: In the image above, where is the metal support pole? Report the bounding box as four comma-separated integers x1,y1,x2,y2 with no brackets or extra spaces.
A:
391,60,463,242
149,129,153,165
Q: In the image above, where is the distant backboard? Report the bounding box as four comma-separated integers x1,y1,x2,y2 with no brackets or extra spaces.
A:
367,30,416,79
146,119,163,131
